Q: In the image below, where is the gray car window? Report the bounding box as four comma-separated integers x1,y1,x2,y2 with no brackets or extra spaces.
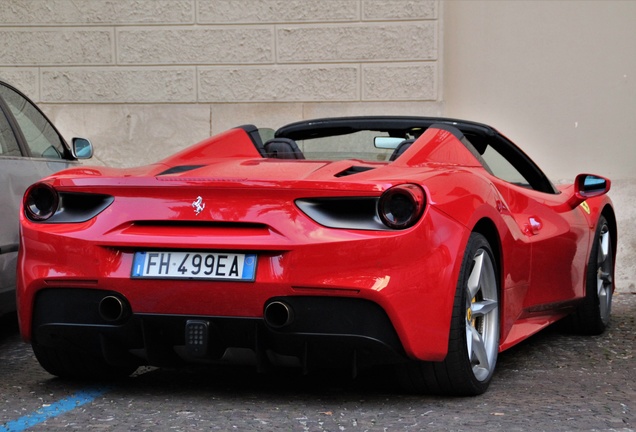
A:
0,84,65,159
481,145,531,188
0,110,20,157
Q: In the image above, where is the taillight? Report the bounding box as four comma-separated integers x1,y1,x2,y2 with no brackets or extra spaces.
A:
378,184,426,229
24,183,59,221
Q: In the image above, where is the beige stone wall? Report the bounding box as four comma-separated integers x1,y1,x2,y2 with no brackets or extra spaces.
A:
0,0,441,167
1,0,633,291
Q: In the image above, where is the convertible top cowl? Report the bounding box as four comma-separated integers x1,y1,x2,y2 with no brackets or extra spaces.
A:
393,125,485,169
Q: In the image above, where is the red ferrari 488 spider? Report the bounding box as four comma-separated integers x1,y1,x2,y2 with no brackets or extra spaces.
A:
17,117,615,395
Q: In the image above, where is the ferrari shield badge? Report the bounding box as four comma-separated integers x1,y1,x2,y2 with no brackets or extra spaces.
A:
192,196,205,215
580,201,591,214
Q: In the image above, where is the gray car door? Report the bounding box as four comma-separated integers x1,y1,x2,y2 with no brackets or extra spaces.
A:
0,82,78,315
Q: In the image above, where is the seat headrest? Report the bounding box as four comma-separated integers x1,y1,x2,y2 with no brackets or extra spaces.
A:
264,138,305,160
389,139,416,161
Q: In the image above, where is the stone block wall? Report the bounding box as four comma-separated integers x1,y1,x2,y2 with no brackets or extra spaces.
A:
0,0,441,167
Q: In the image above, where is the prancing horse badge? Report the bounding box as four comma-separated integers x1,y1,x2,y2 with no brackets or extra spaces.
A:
192,196,205,215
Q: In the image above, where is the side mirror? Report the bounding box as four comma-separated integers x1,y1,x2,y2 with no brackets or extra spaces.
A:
568,174,611,208
72,137,93,159
575,174,611,198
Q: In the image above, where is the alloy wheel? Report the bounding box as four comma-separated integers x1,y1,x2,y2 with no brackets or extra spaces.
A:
465,249,499,381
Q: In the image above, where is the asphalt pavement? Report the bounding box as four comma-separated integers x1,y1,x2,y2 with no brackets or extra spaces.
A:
0,292,634,431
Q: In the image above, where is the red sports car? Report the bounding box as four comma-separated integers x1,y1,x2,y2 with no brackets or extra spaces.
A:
17,117,615,396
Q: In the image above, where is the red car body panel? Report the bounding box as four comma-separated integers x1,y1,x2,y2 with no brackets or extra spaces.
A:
16,117,615,373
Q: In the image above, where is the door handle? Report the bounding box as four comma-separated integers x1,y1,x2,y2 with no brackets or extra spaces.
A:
524,216,543,236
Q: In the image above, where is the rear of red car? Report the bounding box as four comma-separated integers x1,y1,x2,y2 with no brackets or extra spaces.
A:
17,158,468,378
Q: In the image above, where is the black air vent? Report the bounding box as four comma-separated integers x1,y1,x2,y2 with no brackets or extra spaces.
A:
157,165,205,176
334,166,375,178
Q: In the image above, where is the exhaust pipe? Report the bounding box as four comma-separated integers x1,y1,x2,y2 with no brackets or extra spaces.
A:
264,301,294,328
98,295,129,322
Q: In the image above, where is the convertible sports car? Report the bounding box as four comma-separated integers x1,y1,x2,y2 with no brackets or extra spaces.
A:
17,116,615,396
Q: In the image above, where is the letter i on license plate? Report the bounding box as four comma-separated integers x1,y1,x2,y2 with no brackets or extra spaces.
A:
131,251,257,281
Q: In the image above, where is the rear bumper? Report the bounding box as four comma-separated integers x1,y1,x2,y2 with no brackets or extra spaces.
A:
32,289,407,372
19,202,468,361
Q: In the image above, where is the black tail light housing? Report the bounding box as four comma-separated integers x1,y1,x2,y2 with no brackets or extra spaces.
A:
378,184,426,229
24,183,59,221
24,182,114,223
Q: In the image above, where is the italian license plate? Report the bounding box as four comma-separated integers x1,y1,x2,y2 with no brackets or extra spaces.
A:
131,251,257,281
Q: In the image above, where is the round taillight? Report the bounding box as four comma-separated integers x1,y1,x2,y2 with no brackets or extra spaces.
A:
378,184,426,229
25,183,59,221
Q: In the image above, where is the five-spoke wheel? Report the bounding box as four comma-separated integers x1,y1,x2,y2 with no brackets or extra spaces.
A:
396,232,499,396
595,223,613,327
465,246,499,383
569,215,614,334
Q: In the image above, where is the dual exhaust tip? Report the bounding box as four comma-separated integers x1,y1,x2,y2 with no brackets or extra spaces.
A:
98,295,130,322
263,301,294,328
99,296,294,329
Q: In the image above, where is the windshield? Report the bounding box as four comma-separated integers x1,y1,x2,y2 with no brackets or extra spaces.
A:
261,128,422,162
298,130,396,162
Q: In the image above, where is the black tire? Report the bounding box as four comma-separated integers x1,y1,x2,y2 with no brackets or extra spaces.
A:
32,343,137,380
568,215,614,335
397,233,500,396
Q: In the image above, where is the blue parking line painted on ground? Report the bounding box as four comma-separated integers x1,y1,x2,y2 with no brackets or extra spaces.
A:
0,387,111,432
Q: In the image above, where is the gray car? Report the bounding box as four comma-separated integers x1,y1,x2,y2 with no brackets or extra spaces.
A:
0,80,93,316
